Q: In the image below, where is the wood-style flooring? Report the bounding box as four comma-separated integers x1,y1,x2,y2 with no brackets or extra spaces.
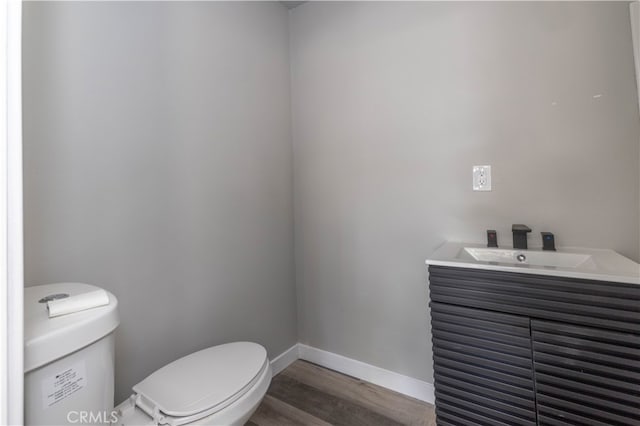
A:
248,360,436,426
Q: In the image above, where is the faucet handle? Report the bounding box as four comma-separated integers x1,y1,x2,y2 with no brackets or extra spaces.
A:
487,230,498,248
541,232,556,251
512,224,532,233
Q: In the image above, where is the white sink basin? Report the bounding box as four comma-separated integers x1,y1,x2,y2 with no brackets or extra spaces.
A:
426,242,640,285
458,247,596,269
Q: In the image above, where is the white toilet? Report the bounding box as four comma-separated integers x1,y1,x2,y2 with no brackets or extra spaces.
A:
24,283,271,426
112,342,271,426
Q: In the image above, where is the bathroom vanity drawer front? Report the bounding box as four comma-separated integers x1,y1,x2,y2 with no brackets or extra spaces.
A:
430,302,537,426
428,266,640,333
531,320,640,426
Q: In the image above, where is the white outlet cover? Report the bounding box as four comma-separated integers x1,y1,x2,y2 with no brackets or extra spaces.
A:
473,165,492,191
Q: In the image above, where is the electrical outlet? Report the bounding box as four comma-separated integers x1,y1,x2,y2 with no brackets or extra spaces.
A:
473,165,492,191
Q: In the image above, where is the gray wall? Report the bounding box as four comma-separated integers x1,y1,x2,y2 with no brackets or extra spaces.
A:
290,2,640,384
23,0,640,403
23,1,296,402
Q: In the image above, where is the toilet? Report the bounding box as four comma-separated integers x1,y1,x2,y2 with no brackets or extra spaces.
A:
112,342,271,426
24,283,271,426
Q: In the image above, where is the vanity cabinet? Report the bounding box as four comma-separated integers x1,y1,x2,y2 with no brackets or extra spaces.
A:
428,265,640,426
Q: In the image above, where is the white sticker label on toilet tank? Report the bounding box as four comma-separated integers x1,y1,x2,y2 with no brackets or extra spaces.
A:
42,361,86,408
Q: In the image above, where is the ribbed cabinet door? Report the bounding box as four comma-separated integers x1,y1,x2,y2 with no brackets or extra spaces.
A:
531,320,640,426
430,302,537,426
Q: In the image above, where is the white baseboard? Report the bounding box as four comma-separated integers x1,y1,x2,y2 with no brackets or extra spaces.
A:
297,344,435,404
270,343,300,376
269,343,435,404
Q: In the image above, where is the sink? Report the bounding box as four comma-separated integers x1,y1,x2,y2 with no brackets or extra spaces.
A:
457,247,596,269
426,242,640,285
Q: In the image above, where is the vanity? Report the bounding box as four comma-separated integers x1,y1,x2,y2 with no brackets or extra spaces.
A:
426,242,640,426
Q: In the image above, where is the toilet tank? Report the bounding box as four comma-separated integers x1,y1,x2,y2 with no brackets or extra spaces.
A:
24,283,119,426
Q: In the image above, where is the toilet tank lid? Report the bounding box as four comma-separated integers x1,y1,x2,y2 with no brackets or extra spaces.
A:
132,342,268,419
24,283,119,372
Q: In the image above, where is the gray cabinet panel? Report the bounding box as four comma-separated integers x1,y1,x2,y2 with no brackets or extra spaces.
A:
430,302,537,425
531,320,640,426
429,266,640,333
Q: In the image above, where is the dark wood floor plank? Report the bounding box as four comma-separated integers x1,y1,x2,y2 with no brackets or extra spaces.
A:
268,373,404,426
250,395,332,426
282,360,435,426
249,360,436,426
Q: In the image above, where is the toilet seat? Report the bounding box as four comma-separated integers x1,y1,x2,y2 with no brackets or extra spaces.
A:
119,342,269,426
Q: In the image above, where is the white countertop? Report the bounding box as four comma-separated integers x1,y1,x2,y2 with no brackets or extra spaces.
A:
426,242,640,285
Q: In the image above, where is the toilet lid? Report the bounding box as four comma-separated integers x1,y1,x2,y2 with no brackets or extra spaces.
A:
132,342,268,419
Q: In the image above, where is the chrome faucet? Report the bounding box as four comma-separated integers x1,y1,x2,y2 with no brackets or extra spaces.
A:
512,224,532,249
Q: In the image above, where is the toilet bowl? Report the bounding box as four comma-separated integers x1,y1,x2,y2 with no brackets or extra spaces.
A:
112,342,272,426
24,283,271,426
